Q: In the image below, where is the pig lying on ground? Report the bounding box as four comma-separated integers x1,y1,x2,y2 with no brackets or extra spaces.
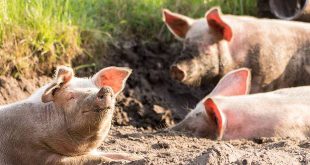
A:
171,68,310,140
163,7,310,92
0,66,138,164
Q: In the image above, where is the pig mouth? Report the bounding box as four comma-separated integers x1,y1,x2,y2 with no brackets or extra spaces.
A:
181,76,203,87
82,106,112,114
94,106,112,113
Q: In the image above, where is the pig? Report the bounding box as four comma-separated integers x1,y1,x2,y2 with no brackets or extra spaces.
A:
171,68,310,140
163,7,310,92
0,66,138,164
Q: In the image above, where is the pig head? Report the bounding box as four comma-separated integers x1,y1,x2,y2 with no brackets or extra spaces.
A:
171,68,251,139
40,66,132,156
163,7,310,92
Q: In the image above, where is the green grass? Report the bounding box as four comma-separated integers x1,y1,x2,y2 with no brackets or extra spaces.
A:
88,0,257,40
0,0,256,77
0,0,81,76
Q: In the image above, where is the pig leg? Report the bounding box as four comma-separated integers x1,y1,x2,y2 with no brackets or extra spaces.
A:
46,152,139,164
102,153,141,161
91,150,141,161
46,154,114,165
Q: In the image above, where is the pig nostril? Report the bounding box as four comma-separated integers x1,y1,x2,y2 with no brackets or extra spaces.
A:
170,65,186,81
97,87,112,99
97,94,104,100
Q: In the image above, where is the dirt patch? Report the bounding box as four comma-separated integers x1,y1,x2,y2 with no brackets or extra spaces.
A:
109,40,198,129
103,126,309,164
0,76,50,105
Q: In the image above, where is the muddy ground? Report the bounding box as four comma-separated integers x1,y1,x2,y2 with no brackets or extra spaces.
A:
0,41,309,164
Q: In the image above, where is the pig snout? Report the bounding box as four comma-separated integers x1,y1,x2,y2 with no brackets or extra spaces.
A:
169,122,185,132
170,65,186,81
95,87,113,112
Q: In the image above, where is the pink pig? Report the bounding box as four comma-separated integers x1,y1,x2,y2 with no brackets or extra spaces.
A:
0,66,140,164
163,7,310,92
171,68,310,140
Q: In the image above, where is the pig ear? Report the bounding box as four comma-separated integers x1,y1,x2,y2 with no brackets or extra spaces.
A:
162,9,194,40
209,68,251,97
206,7,232,41
204,98,226,140
42,66,74,103
92,67,132,95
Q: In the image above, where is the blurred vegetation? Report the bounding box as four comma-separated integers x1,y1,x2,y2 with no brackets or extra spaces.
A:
0,0,256,77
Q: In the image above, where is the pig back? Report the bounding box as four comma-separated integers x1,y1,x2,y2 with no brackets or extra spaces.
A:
214,86,310,139
227,16,310,92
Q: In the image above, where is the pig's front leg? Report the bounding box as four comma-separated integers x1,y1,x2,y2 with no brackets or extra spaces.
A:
46,151,140,165
101,152,141,161
91,150,141,161
46,154,114,165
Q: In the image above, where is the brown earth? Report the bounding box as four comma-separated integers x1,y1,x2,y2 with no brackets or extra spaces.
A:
0,76,50,105
105,126,309,165
0,41,309,164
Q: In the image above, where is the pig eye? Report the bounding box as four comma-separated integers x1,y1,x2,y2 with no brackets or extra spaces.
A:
52,87,61,96
66,93,75,100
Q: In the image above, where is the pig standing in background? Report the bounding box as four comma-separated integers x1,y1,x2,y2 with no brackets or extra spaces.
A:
0,66,138,164
171,68,310,140
163,7,310,92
